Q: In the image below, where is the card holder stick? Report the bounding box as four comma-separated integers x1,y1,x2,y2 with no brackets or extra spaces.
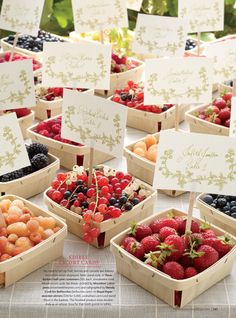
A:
175,104,180,132
9,32,20,62
88,147,94,187
185,191,196,234
100,30,104,44
197,31,201,56
233,80,236,97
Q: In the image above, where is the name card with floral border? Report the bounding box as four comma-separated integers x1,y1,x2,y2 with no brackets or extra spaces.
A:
204,40,236,83
153,130,236,196
133,14,187,58
61,89,127,158
0,0,45,36
178,0,224,33
42,42,112,89
72,0,128,33
0,113,30,176
127,0,143,11
0,60,35,111
144,57,213,105
230,97,236,137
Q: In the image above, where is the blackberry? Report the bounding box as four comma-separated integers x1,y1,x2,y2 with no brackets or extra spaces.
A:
23,165,35,175
31,154,49,170
0,169,24,182
27,143,48,158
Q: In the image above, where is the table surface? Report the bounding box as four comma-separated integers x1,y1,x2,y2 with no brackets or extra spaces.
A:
0,123,235,318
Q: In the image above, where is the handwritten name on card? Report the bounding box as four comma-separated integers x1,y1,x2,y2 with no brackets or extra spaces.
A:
0,0,45,36
61,90,127,158
133,15,187,58
42,42,112,90
72,0,128,33
154,130,236,196
204,40,236,83
178,0,224,33
0,113,30,176
230,97,236,137
0,60,35,111
127,0,143,11
144,58,213,105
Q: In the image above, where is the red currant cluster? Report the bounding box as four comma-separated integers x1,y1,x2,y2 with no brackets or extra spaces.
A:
46,168,149,244
111,52,139,73
112,81,174,114
0,52,41,71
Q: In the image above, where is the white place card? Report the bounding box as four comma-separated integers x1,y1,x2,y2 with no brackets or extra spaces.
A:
0,60,36,111
230,97,236,137
0,112,30,176
0,0,45,36
133,15,187,58
204,40,236,83
61,90,127,158
178,0,224,33
127,0,143,11
144,57,213,105
154,130,236,196
42,42,112,89
72,0,128,33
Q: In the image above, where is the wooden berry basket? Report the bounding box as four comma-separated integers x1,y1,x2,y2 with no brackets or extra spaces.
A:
109,97,189,133
96,58,144,97
185,85,232,136
196,193,236,236
110,209,236,308
0,195,67,288
18,110,35,139
35,88,94,121
0,153,60,199
0,34,69,60
27,116,114,170
44,167,157,248
124,131,185,197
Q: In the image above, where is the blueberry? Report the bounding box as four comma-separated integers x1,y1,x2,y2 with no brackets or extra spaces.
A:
81,201,89,208
109,197,117,205
210,203,217,208
119,196,128,204
133,198,140,205
76,180,83,186
230,201,236,207
114,203,122,208
231,213,236,219
224,210,231,216
222,203,231,212
217,198,227,207
64,191,71,199
230,206,236,214
121,93,127,101
202,194,213,205
82,187,88,195
124,202,133,211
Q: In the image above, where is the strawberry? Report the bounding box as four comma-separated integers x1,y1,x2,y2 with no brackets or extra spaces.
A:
184,267,198,278
150,218,178,234
161,235,185,261
141,235,160,253
159,226,177,241
213,98,226,109
11,108,31,118
193,245,219,270
203,237,218,247
201,229,216,239
179,255,193,268
182,233,203,249
125,241,145,260
178,219,200,234
121,236,136,249
151,233,160,241
129,223,152,241
218,108,230,120
163,261,184,280
211,235,234,257
222,92,232,103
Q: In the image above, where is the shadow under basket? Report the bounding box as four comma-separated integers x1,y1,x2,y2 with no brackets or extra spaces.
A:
27,116,113,170
196,193,236,236
124,130,185,197
0,195,67,288
110,208,236,308
0,153,60,199
43,166,157,248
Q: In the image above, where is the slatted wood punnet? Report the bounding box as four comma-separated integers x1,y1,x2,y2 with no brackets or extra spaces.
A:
110,209,236,308
0,195,67,288
27,115,114,170
44,165,157,248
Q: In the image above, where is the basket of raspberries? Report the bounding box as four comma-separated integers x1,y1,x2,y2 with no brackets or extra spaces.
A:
110,81,189,133
0,143,59,199
0,195,67,287
197,193,236,236
44,165,157,248
34,86,94,120
111,209,236,308
186,90,233,136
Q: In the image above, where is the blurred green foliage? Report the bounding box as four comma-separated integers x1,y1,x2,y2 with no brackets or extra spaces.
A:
0,0,235,39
